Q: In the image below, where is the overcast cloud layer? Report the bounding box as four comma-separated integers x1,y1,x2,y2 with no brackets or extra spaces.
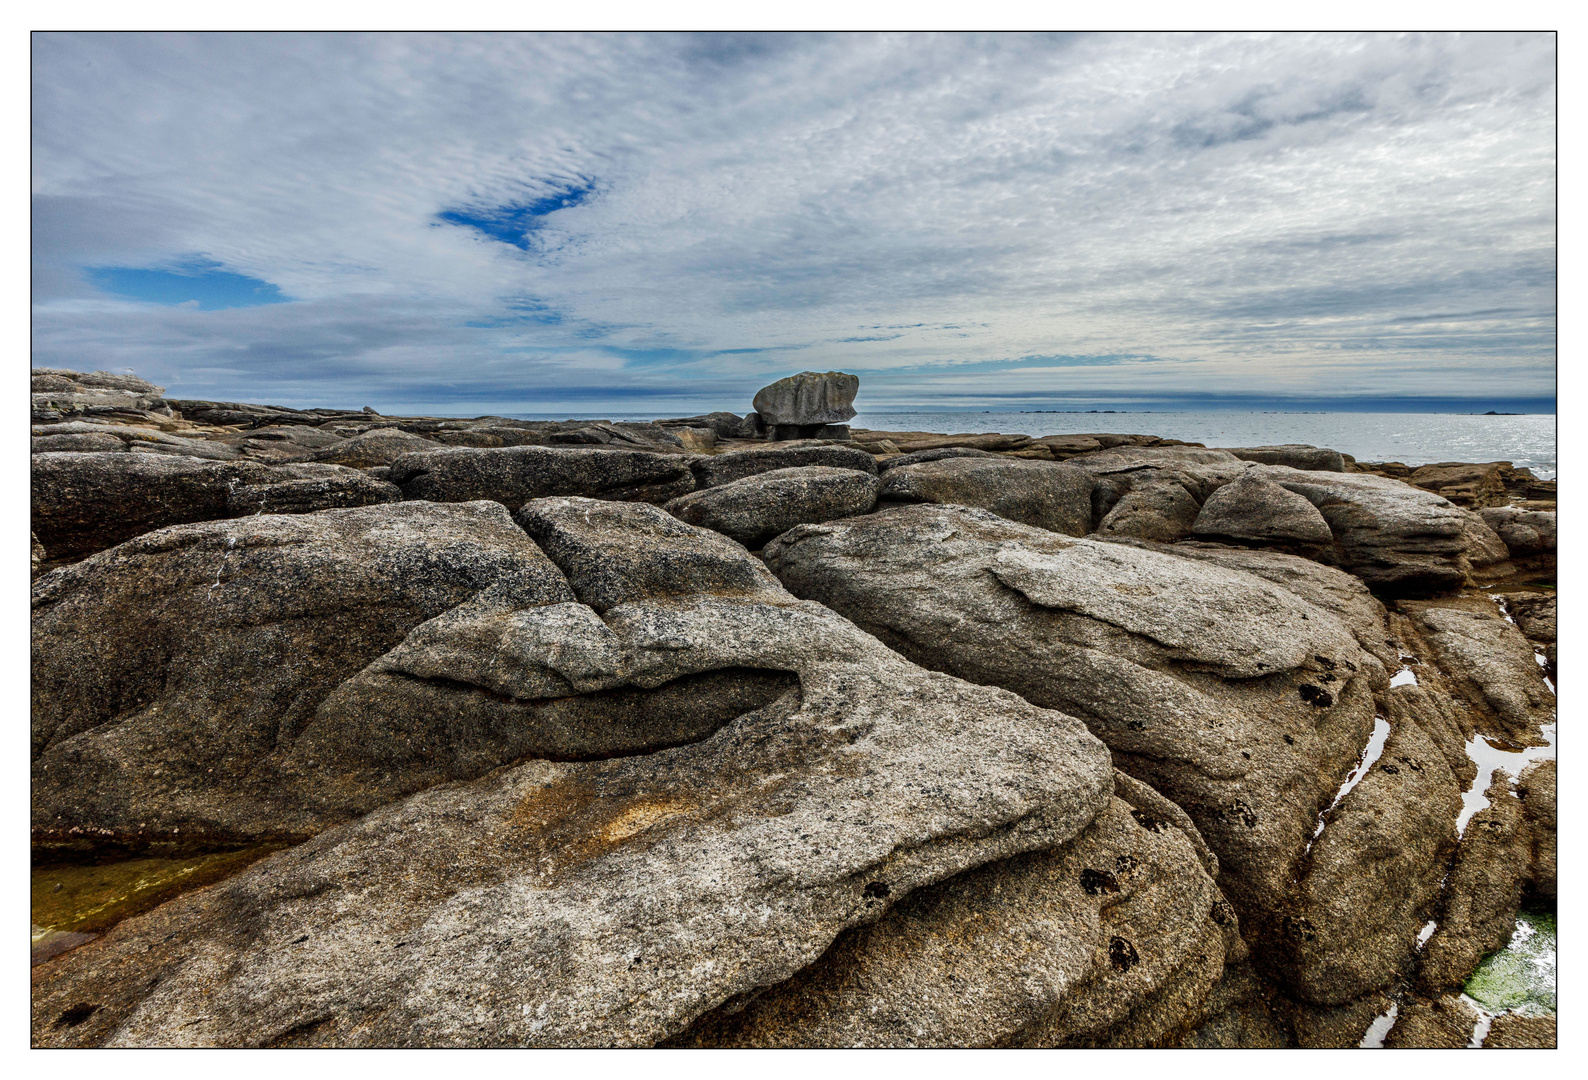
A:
32,32,1556,414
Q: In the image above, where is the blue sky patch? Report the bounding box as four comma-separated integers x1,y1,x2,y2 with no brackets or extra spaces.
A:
87,259,290,310
437,180,596,250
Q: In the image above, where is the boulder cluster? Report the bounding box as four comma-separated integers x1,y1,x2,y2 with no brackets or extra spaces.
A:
31,369,1555,1048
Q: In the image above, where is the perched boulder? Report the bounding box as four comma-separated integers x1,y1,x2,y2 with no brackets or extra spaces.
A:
1192,473,1334,545
879,458,1094,536
752,370,859,426
32,501,560,848
688,442,878,489
669,790,1232,1047
294,427,441,468
389,445,696,506
763,504,1444,1006
663,466,881,549
30,453,402,563
1220,445,1346,473
32,501,1114,1048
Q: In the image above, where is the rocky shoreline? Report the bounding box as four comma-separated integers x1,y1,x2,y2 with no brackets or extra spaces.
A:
31,369,1555,1048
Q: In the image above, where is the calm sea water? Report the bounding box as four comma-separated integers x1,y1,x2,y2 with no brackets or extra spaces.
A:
516,410,1557,480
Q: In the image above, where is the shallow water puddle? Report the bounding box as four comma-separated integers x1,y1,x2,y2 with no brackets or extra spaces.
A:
31,844,285,964
1359,1003,1399,1048
1308,715,1391,847
1461,910,1556,1046
1454,721,1555,838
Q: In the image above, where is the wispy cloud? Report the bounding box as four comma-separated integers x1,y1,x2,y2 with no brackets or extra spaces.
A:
31,31,1556,412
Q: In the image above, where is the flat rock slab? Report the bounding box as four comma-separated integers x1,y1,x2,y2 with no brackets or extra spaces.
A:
31,452,402,563
389,445,696,505
878,457,1094,536
663,466,881,548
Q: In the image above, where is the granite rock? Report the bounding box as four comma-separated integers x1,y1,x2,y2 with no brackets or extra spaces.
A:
751,370,860,426
688,442,878,489
389,445,696,506
878,458,1094,536
663,466,881,549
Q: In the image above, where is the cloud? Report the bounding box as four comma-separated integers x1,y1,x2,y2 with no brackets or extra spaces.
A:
30,31,1556,412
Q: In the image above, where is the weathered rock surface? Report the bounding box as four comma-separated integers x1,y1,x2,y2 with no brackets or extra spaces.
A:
688,442,877,489
752,370,859,426
1482,1011,1556,1048
389,445,696,506
31,452,402,564
1417,776,1527,993
32,369,168,416
1094,478,1201,542
875,446,1003,471
31,421,242,460
32,501,1114,1048
1219,445,1347,472
1479,507,1556,556
1517,760,1556,902
663,466,881,549
1383,994,1478,1048
32,501,560,848
1407,462,1523,509
762,504,1410,1004
878,458,1094,536
294,426,442,468
1396,597,1554,743
668,790,1231,1047
1192,474,1334,545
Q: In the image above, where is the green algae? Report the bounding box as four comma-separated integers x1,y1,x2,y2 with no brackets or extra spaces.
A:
1463,909,1556,1016
32,843,287,942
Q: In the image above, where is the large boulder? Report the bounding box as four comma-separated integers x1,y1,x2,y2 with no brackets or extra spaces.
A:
388,445,696,506
663,466,881,549
32,501,564,849
293,427,442,468
878,458,1094,536
762,504,1457,1005
32,500,1116,1048
1094,478,1201,542
30,452,402,564
688,442,877,489
752,370,859,426
1192,474,1334,545
1242,466,1476,596
1479,507,1556,556
1219,445,1347,472
669,787,1234,1047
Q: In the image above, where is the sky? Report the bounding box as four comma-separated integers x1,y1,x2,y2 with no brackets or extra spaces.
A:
30,31,1557,415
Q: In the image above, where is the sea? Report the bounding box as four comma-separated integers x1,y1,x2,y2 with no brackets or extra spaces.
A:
526,409,1558,480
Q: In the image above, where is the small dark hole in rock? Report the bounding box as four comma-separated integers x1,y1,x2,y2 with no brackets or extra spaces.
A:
56,1003,98,1028
1108,936,1139,972
1080,869,1120,895
1283,734,1295,745
863,881,890,899
1298,684,1334,707
291,934,310,944
1127,720,1146,731
1130,809,1167,833
1114,854,1138,875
